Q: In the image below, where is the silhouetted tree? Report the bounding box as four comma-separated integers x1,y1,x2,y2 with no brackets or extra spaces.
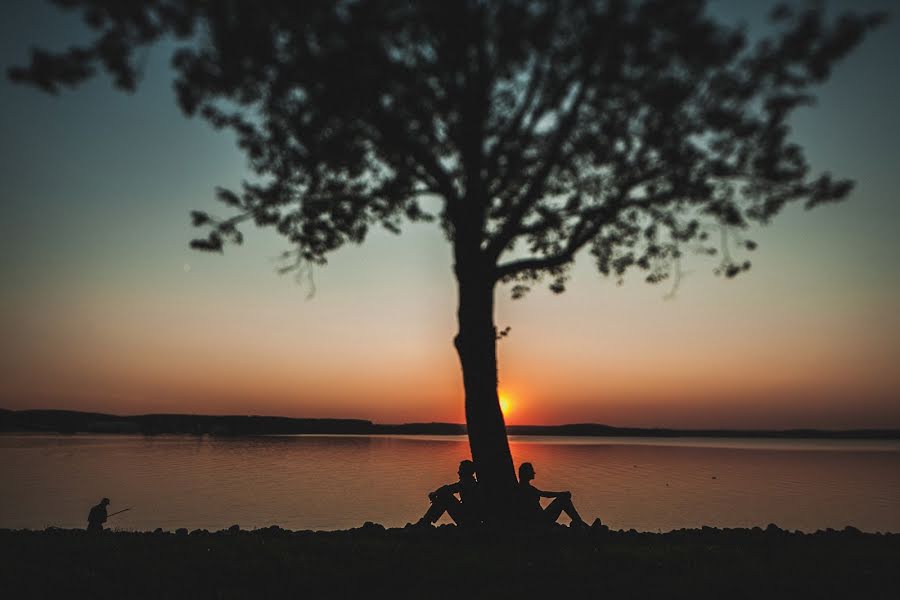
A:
10,0,883,520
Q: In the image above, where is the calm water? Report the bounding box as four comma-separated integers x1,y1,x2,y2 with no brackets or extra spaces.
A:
2,434,899,533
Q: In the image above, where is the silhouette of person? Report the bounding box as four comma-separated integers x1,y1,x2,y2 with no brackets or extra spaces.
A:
87,497,110,532
517,462,587,528
415,459,482,527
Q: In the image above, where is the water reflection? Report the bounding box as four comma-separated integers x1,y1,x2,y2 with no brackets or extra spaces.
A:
1,434,898,532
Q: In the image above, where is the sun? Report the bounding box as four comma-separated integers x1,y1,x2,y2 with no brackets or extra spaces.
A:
498,391,512,417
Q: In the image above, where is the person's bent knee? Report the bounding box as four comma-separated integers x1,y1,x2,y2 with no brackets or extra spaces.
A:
434,488,454,500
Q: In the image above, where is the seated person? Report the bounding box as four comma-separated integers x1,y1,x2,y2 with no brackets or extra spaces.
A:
415,459,482,527
517,462,587,528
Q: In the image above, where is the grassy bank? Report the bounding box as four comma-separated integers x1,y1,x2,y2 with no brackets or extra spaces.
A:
1,525,897,599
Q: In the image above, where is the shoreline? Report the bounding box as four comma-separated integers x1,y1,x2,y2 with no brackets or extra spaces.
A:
5,521,899,536
2,525,897,598
3,408,898,439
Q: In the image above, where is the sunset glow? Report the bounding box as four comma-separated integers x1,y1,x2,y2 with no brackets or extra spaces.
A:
0,1,898,430
499,392,513,419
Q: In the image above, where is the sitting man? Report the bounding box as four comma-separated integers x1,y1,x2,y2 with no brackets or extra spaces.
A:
414,459,482,527
517,462,587,528
87,497,110,532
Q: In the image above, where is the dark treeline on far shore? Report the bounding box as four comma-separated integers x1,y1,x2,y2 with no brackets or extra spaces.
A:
1,408,898,439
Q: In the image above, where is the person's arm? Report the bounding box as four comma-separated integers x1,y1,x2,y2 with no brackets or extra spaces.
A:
429,481,461,499
534,487,571,499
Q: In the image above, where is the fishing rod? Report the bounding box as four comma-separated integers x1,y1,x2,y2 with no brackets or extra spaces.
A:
42,506,134,530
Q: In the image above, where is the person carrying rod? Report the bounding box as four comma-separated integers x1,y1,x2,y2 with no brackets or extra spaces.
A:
86,498,131,532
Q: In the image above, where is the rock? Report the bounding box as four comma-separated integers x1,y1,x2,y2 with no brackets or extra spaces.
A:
361,521,385,532
590,518,609,534
261,525,287,536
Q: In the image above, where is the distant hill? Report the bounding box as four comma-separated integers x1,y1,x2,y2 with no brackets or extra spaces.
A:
0,409,373,436
1,409,897,439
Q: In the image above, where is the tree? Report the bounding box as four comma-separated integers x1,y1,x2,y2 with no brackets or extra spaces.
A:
10,0,883,521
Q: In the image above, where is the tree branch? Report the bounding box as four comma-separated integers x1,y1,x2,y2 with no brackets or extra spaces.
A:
493,166,679,281
485,77,591,261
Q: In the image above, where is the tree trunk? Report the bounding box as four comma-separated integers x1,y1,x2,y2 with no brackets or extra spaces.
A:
453,270,518,522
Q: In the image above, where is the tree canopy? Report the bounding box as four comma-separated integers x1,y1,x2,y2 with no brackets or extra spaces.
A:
10,1,885,294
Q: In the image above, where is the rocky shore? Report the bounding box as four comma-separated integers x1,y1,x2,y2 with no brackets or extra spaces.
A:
1,524,897,599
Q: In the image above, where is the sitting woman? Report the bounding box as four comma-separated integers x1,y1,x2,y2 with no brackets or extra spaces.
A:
517,462,587,528
414,459,482,527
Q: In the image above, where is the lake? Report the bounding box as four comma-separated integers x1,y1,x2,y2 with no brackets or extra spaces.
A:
2,434,899,532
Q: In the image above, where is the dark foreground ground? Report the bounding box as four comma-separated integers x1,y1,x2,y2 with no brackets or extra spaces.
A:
1,524,897,599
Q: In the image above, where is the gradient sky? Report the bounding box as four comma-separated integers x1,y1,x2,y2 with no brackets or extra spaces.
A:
1,0,898,428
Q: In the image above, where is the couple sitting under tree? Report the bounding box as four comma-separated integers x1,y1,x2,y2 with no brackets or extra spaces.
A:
416,459,588,528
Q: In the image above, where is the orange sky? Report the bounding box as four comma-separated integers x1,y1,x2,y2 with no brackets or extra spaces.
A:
2,211,898,428
1,0,898,429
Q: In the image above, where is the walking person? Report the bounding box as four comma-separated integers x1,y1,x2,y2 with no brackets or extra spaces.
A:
87,497,110,532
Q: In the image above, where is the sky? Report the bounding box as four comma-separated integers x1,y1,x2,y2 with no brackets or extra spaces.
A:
1,0,898,429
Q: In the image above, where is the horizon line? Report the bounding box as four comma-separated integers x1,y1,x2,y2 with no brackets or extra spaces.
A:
2,407,899,436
